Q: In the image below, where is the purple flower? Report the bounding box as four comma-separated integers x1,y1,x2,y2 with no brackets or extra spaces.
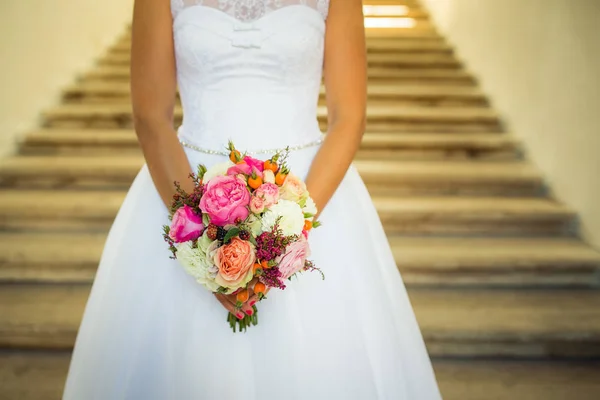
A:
260,267,286,290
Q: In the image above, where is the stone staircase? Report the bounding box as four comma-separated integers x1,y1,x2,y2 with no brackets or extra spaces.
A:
2,1,600,398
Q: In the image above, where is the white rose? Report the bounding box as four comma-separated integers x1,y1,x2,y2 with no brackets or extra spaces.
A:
261,199,305,236
303,196,317,221
176,233,221,292
203,161,234,182
246,214,264,237
263,169,275,184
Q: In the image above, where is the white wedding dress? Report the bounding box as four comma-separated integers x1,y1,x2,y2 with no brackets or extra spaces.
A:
63,1,442,399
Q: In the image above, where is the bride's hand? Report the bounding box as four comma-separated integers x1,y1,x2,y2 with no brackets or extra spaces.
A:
214,279,270,319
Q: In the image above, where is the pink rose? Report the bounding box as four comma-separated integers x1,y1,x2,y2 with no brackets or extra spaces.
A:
227,162,252,176
280,174,308,202
254,183,280,208
244,156,264,172
252,166,263,179
200,175,250,226
250,195,266,214
277,237,311,280
214,237,256,290
169,205,205,243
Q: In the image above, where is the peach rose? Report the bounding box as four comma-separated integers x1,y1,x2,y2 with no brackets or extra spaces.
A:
214,237,256,291
280,173,308,202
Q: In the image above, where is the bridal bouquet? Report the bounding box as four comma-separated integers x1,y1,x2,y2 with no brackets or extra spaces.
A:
163,142,323,332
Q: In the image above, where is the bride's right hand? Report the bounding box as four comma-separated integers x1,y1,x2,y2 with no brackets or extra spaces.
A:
214,280,270,319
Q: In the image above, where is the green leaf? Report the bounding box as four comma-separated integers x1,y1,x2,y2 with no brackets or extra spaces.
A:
312,220,322,228
248,235,257,246
304,212,314,219
223,227,241,244
197,164,207,180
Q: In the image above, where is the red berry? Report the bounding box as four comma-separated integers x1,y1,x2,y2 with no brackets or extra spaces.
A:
239,230,250,240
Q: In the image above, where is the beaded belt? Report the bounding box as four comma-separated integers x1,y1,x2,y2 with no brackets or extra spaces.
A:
178,136,325,156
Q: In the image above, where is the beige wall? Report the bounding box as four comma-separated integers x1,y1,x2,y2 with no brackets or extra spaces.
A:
423,0,600,248
0,0,134,157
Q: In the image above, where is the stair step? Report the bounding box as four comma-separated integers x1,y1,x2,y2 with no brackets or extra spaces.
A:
375,197,575,236
0,351,71,400
2,233,598,287
435,360,600,399
82,65,475,84
357,160,541,196
0,156,542,195
0,191,574,235
40,104,500,131
366,38,451,53
2,285,599,357
62,82,483,105
367,53,459,68
390,237,600,286
362,0,424,5
412,288,600,357
0,233,105,283
3,352,600,400
364,9,430,20
359,132,519,160
20,130,519,160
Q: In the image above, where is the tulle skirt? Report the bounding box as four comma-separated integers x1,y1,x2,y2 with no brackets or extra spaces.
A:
63,145,441,399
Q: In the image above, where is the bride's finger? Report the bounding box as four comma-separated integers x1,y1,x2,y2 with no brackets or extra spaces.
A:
228,291,254,316
214,293,244,319
246,283,270,306
240,300,254,316
246,294,259,307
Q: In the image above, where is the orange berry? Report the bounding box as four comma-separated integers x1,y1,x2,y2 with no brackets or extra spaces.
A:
303,220,313,231
229,150,241,163
236,289,249,303
254,282,266,295
264,160,278,173
248,175,263,190
275,172,287,186
252,263,262,275
261,260,270,269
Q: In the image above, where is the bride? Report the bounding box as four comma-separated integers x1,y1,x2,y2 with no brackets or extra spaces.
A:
63,0,441,398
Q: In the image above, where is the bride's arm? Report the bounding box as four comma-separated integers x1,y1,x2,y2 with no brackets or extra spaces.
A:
131,0,195,207
305,0,367,214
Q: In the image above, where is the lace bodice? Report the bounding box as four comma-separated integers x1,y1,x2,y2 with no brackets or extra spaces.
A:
171,0,329,22
171,0,330,153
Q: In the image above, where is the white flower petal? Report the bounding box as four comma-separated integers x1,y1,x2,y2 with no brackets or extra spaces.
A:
203,161,234,182
261,199,305,236
175,234,221,292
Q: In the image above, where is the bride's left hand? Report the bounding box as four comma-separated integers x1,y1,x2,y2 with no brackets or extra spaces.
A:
214,279,270,319
245,278,270,308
